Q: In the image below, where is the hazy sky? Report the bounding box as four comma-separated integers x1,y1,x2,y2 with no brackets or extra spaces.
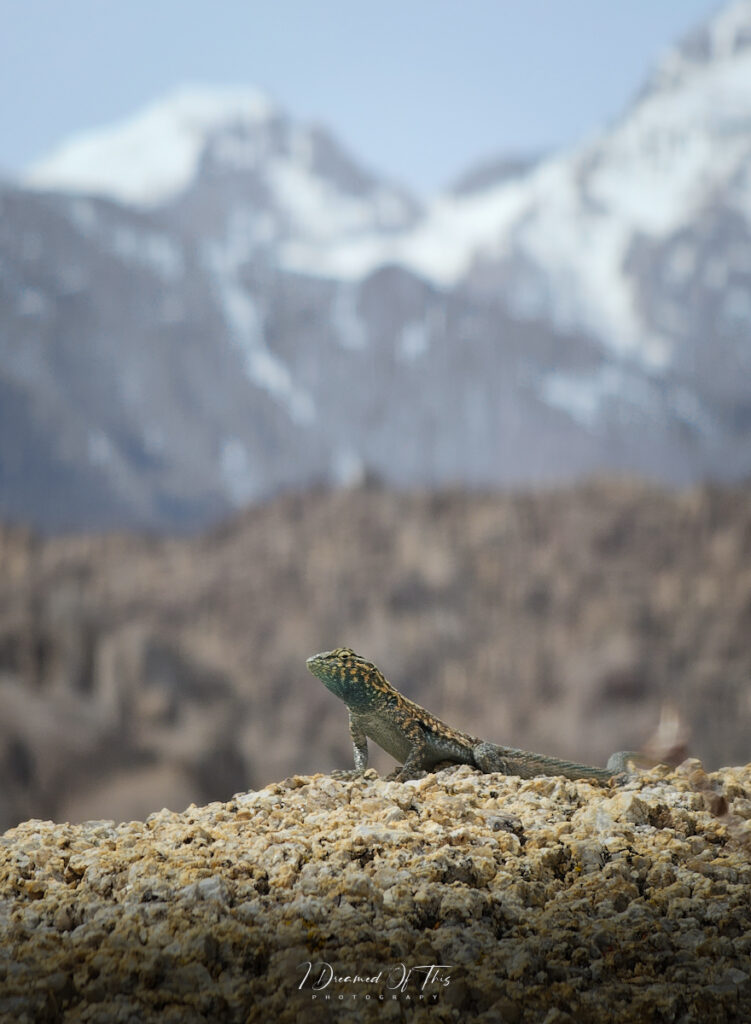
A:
1,0,721,193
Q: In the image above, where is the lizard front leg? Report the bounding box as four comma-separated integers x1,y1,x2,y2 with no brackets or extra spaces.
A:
331,712,369,779
350,713,369,773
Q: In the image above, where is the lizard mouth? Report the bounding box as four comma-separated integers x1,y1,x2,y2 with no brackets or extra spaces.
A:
305,653,327,675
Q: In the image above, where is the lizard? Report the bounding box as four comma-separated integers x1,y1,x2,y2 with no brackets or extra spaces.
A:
306,647,644,783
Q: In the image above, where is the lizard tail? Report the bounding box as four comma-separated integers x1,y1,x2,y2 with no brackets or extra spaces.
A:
473,741,615,782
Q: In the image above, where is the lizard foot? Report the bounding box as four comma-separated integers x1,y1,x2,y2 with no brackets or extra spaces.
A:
385,766,425,783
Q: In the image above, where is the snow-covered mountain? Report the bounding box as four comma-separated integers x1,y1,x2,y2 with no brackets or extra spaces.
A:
26,85,420,247
274,0,751,453
26,86,278,206
4,2,751,530
278,1,751,362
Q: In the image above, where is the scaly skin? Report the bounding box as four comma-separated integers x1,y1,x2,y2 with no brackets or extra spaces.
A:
306,648,642,783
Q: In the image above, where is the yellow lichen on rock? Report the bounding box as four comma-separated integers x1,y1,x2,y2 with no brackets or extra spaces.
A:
0,763,750,1022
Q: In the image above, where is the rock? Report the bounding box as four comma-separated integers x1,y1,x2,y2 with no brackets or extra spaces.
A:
1,764,750,1021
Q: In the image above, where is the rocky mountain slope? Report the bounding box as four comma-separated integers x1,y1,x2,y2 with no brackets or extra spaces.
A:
1,479,750,832
3,3,751,530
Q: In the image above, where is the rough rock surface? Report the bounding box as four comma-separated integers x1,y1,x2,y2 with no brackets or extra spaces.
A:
1,761,750,1023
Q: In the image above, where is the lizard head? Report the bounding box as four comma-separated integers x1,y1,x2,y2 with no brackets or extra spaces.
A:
306,647,384,707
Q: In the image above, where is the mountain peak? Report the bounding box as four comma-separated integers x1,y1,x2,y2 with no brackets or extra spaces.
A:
25,84,278,206
644,0,751,94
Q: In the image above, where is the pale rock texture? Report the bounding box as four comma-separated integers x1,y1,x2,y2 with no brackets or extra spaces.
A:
1,761,750,1022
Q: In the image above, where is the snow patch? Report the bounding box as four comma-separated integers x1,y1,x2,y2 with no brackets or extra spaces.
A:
374,187,412,229
219,206,279,265
109,226,184,279
539,366,655,428
541,364,715,436
26,84,276,206
205,243,315,425
268,158,377,242
220,438,256,505
65,197,184,279
708,0,751,61
289,126,315,170
332,447,366,486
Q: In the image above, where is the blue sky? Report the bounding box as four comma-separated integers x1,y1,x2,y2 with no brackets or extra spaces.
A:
1,0,721,193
